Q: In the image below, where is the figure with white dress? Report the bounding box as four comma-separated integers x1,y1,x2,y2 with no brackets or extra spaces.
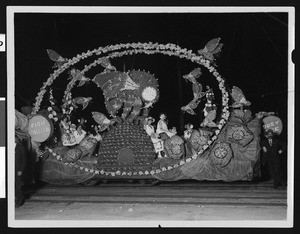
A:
144,117,164,158
156,113,176,138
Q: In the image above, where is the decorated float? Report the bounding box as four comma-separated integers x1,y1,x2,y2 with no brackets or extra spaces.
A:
28,39,274,185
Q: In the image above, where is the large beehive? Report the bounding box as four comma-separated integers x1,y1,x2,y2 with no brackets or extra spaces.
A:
97,122,158,172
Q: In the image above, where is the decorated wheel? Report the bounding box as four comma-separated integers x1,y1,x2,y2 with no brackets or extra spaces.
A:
32,40,233,178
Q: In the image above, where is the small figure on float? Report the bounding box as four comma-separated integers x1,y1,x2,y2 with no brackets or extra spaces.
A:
143,116,156,137
156,113,176,138
59,117,87,146
74,118,87,144
143,116,164,158
183,123,194,141
89,125,103,142
200,86,218,128
183,123,195,157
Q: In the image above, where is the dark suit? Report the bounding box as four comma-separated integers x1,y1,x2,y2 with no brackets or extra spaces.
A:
261,137,286,188
15,135,30,207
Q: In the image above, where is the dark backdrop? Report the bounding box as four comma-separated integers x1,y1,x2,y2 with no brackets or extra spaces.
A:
14,12,289,137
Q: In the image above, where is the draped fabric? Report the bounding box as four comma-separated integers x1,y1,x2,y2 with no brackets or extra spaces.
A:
153,117,261,181
38,115,261,184
15,109,29,143
38,151,97,185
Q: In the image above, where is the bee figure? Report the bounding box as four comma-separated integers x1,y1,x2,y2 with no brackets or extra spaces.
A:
198,38,223,61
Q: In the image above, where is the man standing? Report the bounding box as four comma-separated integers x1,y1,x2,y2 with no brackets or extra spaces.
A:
15,110,31,207
261,129,287,189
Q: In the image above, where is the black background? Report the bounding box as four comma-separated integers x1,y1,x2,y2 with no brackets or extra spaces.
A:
0,0,298,232
13,12,288,136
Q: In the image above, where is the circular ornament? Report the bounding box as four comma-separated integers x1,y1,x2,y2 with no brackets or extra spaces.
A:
28,115,54,142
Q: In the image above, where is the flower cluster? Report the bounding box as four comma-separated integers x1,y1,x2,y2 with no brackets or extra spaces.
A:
47,106,58,122
34,42,230,176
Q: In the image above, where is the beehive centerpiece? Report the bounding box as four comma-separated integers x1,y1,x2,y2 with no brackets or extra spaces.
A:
97,122,158,173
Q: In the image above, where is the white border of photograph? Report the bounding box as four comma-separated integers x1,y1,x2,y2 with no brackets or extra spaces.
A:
7,6,294,228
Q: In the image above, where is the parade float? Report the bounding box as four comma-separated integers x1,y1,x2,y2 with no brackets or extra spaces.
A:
28,38,273,185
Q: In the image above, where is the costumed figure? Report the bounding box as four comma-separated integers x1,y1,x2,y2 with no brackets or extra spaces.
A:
183,123,194,141
183,123,195,157
156,113,176,138
74,118,87,144
261,129,287,189
143,116,164,158
59,118,86,146
89,125,103,142
200,86,217,128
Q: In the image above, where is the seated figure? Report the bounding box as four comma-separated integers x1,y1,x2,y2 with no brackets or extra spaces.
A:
156,113,176,138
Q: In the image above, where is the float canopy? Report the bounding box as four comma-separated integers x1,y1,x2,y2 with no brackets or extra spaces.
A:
262,115,283,135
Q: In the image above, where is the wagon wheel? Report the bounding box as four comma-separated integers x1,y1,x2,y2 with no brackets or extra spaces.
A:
139,179,160,186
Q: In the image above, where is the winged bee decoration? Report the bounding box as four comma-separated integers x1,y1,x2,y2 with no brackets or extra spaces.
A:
198,38,223,61
230,86,251,108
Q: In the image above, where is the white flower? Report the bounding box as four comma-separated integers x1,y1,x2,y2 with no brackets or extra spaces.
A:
167,166,173,170
179,160,185,165
47,107,53,111
192,155,197,159
142,86,157,102
186,158,191,163
145,171,149,175
139,171,144,175
111,172,115,176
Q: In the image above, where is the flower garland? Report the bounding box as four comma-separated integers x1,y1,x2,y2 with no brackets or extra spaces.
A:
33,42,230,177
